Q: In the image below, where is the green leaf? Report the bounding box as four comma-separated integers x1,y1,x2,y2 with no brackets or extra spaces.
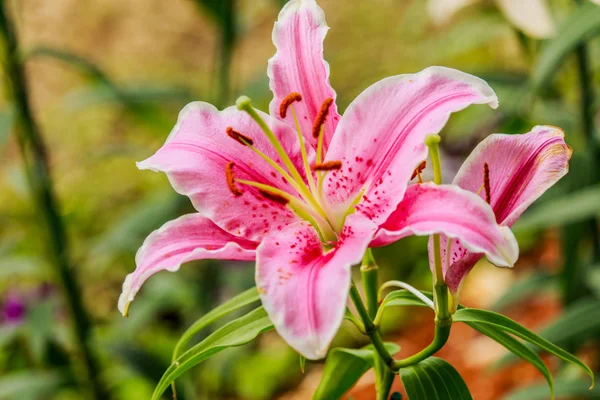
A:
400,357,472,400
505,378,600,400
465,322,554,399
513,184,600,233
0,370,65,399
491,271,555,311
152,307,273,400
454,308,594,386
531,1,600,91
537,299,600,346
379,289,434,310
496,299,600,369
313,343,400,400
173,286,261,360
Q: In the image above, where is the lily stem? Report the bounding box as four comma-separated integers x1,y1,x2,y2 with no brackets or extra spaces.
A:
0,3,106,399
349,283,395,369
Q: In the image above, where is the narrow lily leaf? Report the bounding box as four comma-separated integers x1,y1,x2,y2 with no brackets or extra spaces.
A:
505,378,600,400
465,322,554,399
538,299,600,346
400,357,472,400
531,1,600,91
496,299,600,369
379,289,434,310
313,343,400,400
172,286,260,359
153,307,273,400
454,308,594,386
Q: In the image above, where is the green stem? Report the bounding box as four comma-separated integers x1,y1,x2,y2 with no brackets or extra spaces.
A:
361,249,379,320
391,318,452,370
0,4,107,400
349,283,395,368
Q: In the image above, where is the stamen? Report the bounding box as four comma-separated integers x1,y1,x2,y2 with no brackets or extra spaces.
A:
312,98,334,138
279,92,302,119
225,161,243,196
312,160,342,171
483,162,491,204
226,127,254,146
258,189,289,205
411,160,427,183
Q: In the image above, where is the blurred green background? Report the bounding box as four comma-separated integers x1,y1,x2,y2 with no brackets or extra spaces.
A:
1,0,600,399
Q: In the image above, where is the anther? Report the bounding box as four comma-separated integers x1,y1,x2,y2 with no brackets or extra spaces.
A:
411,160,427,183
279,92,302,119
312,98,334,138
226,127,254,146
225,161,243,196
483,162,491,204
312,160,342,171
258,189,289,205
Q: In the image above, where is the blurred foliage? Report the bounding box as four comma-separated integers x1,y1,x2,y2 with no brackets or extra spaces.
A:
0,0,599,399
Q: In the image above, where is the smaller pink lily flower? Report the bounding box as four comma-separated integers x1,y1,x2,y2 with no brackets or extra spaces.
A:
119,0,519,359
422,126,569,299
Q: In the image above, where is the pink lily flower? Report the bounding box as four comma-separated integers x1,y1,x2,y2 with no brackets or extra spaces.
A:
119,0,519,359
420,126,571,298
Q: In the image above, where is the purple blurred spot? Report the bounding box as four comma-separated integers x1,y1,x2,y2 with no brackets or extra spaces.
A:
2,294,26,325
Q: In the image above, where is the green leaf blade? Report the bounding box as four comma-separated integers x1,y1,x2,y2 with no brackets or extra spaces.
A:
172,286,260,360
313,343,400,400
400,357,472,400
454,308,594,387
153,307,274,400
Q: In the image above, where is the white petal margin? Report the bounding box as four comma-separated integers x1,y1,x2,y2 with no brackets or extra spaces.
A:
118,214,257,316
256,213,377,359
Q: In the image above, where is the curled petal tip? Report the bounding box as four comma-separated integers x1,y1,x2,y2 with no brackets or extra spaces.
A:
117,274,136,317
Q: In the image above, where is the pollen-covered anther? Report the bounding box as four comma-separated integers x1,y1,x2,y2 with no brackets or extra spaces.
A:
312,97,334,138
225,161,243,196
411,160,427,183
312,160,342,171
483,162,491,204
258,189,289,205
279,92,302,118
226,127,254,146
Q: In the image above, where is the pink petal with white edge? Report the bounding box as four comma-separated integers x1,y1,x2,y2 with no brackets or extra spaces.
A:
453,125,571,227
323,66,498,225
118,214,257,316
256,213,377,359
374,183,518,269
138,102,314,242
430,126,570,294
268,0,340,149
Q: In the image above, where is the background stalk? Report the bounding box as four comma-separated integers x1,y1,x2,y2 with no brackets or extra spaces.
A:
0,3,107,399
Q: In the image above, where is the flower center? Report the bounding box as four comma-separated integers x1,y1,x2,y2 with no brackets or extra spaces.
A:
224,95,344,243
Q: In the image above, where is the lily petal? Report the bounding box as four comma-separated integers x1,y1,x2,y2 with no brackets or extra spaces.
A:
453,126,571,227
268,0,340,149
324,66,498,225
256,213,377,359
138,102,313,242
374,183,518,269
495,0,555,39
432,126,570,293
118,214,257,316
